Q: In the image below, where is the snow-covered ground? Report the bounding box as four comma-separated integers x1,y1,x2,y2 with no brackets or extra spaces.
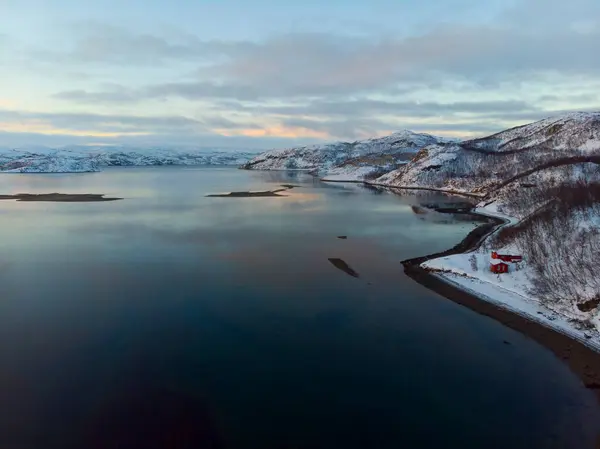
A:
321,162,410,182
431,272,600,350
469,111,600,153
321,166,377,182
473,202,519,225
372,112,600,193
421,204,600,349
0,147,257,173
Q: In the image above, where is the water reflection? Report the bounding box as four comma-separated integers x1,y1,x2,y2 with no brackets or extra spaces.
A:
0,167,598,449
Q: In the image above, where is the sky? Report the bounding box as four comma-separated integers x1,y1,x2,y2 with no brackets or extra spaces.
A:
0,0,599,150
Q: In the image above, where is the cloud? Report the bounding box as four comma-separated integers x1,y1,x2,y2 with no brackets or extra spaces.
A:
0,108,331,147
0,130,320,150
537,93,599,104
205,98,555,139
247,99,539,118
50,22,600,105
53,88,140,104
5,0,600,146
39,22,256,66
0,110,203,134
215,27,599,91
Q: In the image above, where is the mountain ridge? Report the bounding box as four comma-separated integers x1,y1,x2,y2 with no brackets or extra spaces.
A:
0,147,257,173
241,129,444,180
241,112,600,185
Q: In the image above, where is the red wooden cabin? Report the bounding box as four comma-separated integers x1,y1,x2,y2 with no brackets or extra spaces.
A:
491,251,522,263
490,260,509,274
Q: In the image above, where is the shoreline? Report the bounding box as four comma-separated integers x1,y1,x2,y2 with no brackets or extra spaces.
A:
320,178,486,199
314,171,600,399
244,168,600,398
403,263,600,400
400,207,600,401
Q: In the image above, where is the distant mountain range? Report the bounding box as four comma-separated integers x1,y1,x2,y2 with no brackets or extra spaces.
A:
0,146,257,173
242,112,600,189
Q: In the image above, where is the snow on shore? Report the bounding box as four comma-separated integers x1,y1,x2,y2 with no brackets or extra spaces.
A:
431,271,600,351
421,204,600,349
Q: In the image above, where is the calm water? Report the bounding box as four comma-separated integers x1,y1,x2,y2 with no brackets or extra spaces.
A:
0,166,598,449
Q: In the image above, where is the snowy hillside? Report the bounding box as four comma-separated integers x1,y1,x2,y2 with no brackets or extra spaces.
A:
0,147,256,173
466,111,600,153
423,183,600,344
241,131,442,180
374,112,600,194
0,150,100,173
393,112,600,341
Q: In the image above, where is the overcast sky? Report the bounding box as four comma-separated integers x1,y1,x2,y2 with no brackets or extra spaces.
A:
0,0,599,149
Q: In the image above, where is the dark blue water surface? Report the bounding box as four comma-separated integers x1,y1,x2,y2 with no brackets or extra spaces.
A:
0,167,598,449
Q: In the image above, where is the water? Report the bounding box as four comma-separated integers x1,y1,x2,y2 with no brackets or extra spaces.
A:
0,166,597,449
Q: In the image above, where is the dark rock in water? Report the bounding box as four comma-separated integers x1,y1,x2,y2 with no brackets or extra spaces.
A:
328,258,360,278
0,193,122,202
280,184,301,189
421,201,475,211
337,236,348,239
206,190,286,198
359,184,385,194
411,205,427,215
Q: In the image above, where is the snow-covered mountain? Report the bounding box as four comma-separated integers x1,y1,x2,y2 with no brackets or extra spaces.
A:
0,146,257,173
374,112,600,194
241,131,443,180
466,111,600,153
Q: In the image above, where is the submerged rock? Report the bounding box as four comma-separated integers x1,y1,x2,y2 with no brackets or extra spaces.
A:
328,258,360,278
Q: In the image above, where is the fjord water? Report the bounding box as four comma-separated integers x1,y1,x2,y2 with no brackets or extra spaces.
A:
0,166,598,449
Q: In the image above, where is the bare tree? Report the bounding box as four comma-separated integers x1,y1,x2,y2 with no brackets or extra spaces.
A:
469,254,478,272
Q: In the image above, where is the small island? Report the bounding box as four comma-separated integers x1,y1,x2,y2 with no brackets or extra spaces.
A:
0,193,123,202
206,184,298,198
